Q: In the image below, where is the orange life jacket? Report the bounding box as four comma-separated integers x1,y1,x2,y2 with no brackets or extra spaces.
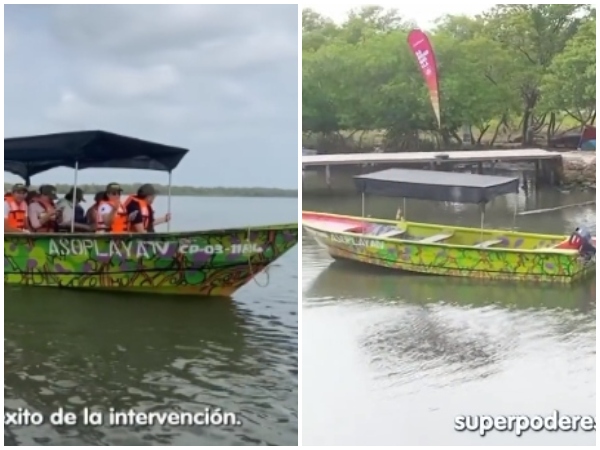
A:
30,197,58,233
4,195,28,231
96,201,128,233
123,195,151,231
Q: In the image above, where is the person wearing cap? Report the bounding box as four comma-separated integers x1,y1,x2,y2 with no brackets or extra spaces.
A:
4,183,29,232
123,183,171,233
25,189,39,204
85,191,106,226
96,183,129,233
28,185,59,233
56,187,92,232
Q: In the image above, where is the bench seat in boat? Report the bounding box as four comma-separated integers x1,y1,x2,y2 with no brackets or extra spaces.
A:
474,239,503,248
418,232,453,243
376,228,407,239
530,247,580,254
366,224,407,239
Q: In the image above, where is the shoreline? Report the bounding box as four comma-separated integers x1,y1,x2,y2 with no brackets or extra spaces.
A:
4,184,298,198
560,151,596,190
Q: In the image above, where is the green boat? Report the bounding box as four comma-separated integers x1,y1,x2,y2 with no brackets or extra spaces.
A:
5,131,298,297
302,168,595,283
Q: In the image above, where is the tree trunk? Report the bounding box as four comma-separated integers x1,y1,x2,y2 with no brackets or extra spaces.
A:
440,130,451,147
546,112,556,145
451,130,462,144
476,125,490,145
521,88,539,146
521,108,531,146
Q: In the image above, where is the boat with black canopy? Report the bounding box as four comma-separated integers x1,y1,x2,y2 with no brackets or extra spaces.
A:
303,168,595,283
5,130,298,297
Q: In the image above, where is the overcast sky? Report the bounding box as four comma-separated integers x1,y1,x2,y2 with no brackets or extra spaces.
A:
5,5,298,188
302,1,500,28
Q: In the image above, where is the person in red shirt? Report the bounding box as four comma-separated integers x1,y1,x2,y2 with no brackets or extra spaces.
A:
28,185,59,233
85,191,105,228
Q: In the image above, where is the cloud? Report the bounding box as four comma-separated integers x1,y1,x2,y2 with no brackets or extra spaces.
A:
81,64,181,100
5,5,299,188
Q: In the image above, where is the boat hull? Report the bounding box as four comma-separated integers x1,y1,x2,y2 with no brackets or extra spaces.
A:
5,224,298,297
303,212,595,284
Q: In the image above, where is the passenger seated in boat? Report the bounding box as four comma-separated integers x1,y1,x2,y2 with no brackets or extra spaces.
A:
25,190,38,204
85,191,105,226
96,183,129,233
4,183,30,233
28,185,59,233
56,187,94,232
124,183,171,233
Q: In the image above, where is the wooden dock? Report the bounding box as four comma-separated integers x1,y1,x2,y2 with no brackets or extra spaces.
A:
302,148,565,192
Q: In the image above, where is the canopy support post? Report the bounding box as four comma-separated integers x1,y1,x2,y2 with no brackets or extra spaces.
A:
70,161,79,233
167,171,173,232
396,198,406,221
512,195,518,229
479,203,485,241
361,192,365,217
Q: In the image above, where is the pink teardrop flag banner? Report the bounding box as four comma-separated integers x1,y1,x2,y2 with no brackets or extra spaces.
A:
407,29,441,128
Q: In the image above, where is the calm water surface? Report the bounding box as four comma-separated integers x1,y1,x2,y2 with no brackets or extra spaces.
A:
5,197,298,446
303,188,595,446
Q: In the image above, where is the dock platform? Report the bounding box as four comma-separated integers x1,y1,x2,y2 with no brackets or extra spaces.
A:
302,149,562,167
302,148,565,192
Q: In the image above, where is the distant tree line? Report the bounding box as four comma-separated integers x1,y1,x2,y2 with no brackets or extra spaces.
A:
4,183,297,198
303,4,596,151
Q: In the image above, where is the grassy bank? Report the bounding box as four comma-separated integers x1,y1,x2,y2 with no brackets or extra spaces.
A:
302,116,586,153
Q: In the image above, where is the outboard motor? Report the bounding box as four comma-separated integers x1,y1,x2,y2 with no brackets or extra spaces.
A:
568,226,596,260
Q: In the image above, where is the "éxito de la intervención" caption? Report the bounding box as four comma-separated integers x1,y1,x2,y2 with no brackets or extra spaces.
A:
5,407,242,427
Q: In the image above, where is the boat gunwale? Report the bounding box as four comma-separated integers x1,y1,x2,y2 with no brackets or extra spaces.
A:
302,211,583,257
4,223,299,240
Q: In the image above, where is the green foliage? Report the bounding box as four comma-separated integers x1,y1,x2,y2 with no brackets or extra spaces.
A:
303,5,595,150
4,183,297,198
540,17,596,123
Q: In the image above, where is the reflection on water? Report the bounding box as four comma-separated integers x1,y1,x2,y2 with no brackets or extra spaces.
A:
302,189,595,446
5,197,298,446
304,188,596,234
307,261,595,312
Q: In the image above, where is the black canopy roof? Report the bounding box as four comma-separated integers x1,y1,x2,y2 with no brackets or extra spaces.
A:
354,168,519,204
5,130,189,181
